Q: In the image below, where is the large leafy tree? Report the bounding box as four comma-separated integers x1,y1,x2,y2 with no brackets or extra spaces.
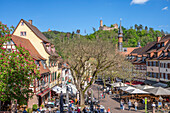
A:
0,23,39,109
54,37,126,107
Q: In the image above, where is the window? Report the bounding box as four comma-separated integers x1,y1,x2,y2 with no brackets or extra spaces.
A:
21,22,24,26
161,73,164,79
20,31,26,36
165,63,167,68
48,74,50,83
55,72,56,80
150,61,152,66
162,43,164,47
158,73,160,79
157,44,160,48
41,60,46,69
146,61,148,66
154,73,157,78
165,73,168,80
153,61,156,66
123,48,127,52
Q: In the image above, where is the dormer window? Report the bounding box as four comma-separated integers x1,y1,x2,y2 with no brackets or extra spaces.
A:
157,44,160,48
21,22,24,26
162,43,164,47
41,60,46,69
20,31,26,36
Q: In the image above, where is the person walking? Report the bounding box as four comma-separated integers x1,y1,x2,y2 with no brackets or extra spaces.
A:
107,107,111,113
134,101,138,111
128,100,132,111
152,102,156,113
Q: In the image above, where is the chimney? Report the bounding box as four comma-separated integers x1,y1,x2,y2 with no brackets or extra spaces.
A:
157,37,161,42
29,20,32,25
51,45,55,53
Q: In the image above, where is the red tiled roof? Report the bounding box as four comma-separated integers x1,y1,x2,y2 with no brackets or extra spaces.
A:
159,34,170,43
12,35,46,60
12,35,50,75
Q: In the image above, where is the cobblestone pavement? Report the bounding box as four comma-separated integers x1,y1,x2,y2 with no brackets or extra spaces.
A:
91,84,145,113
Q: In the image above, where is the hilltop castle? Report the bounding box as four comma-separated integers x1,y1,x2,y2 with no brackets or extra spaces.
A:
99,20,118,31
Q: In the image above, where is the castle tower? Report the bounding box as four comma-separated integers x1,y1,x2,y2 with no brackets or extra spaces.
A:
100,20,103,27
118,20,123,52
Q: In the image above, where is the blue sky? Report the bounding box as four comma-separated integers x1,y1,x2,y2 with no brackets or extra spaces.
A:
1,0,169,35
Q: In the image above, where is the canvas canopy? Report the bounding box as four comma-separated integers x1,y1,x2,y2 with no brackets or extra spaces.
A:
144,87,170,96
136,85,154,90
120,86,136,91
126,88,149,94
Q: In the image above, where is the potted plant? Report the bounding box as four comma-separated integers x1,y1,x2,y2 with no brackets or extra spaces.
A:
40,104,44,109
51,98,55,102
32,104,38,111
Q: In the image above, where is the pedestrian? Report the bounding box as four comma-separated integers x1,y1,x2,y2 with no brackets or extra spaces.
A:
152,102,156,113
107,107,111,113
122,100,125,110
128,100,132,111
100,93,103,99
120,99,123,110
134,101,138,111
77,107,81,113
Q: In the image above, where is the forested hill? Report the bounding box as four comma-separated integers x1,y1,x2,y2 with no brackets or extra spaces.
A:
42,24,167,47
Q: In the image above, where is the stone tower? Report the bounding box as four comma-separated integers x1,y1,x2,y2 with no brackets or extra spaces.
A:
118,20,123,52
100,20,103,27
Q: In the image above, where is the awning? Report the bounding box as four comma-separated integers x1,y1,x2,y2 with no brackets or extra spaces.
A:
37,88,50,97
153,82,168,88
144,80,158,85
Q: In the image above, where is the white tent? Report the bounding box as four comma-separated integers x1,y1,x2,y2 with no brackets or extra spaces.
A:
110,82,127,87
52,86,62,93
126,88,149,94
136,85,154,90
52,84,78,95
144,87,170,96
120,86,136,91
68,84,77,95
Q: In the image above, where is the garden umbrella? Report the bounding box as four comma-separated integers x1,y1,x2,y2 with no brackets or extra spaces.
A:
120,86,136,91
144,87,170,96
126,88,149,94
136,85,154,90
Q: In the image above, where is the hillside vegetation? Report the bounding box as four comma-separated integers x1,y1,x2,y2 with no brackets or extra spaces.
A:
43,24,166,47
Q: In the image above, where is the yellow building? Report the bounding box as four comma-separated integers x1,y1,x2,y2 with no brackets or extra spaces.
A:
12,19,62,107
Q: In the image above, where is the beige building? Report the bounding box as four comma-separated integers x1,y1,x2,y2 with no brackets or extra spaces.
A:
11,19,62,108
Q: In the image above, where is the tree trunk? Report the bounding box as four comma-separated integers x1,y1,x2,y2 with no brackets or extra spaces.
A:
80,91,85,108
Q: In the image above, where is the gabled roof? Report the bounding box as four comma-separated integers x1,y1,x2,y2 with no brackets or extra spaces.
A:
130,41,157,55
22,19,50,43
159,34,170,43
12,35,46,60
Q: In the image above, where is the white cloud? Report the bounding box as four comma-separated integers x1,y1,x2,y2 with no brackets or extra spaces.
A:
158,25,169,28
162,6,168,10
131,0,149,5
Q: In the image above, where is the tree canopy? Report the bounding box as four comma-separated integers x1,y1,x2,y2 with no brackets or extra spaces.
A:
43,24,167,48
